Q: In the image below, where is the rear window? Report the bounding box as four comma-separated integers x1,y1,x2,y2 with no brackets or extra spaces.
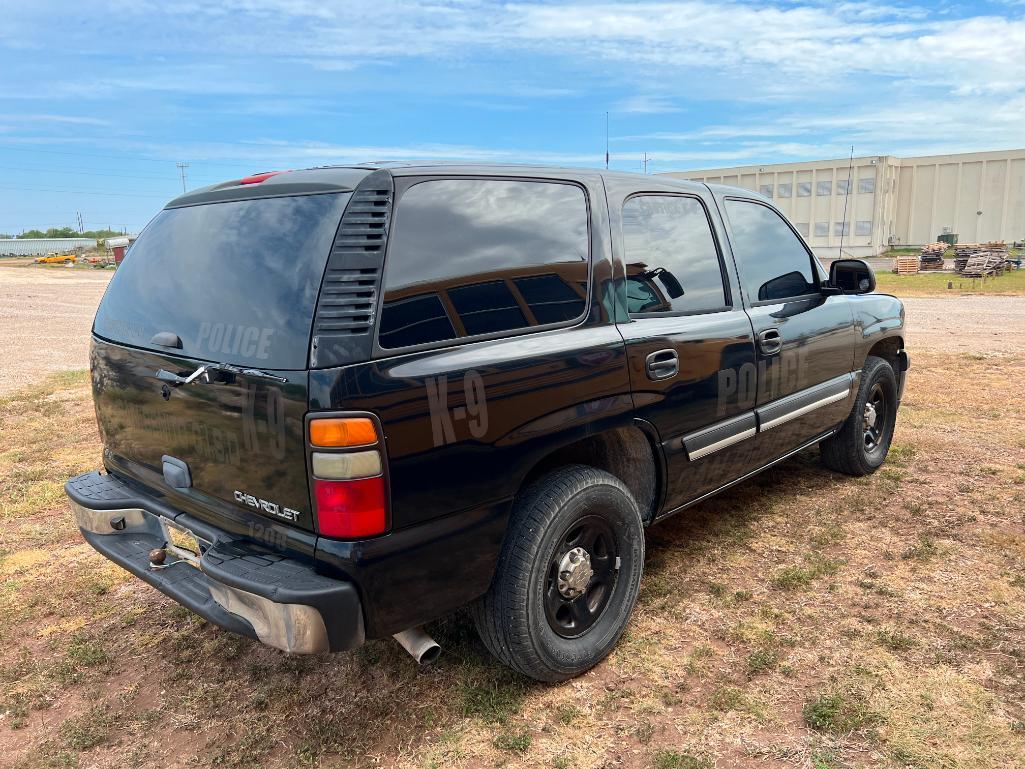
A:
94,193,349,369
378,179,589,349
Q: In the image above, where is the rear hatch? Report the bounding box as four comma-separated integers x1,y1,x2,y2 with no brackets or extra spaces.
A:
91,191,351,532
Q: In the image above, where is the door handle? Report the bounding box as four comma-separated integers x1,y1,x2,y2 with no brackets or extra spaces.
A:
645,349,679,381
757,328,783,356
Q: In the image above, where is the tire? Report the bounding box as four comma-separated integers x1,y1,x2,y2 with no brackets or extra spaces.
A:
820,355,898,476
472,465,645,682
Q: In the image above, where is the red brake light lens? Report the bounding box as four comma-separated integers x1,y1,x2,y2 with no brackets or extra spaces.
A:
313,477,387,538
239,171,284,185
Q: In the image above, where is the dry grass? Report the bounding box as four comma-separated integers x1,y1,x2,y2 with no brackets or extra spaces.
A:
2,344,1025,768
875,266,1025,297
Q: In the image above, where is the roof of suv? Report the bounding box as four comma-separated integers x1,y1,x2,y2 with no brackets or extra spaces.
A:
164,163,722,208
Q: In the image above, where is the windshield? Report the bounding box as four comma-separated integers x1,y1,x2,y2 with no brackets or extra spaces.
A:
94,193,349,370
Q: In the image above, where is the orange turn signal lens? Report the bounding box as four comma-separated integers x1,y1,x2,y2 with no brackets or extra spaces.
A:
309,417,378,448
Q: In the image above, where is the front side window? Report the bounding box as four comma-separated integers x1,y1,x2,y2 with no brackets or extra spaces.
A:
725,199,818,303
622,195,727,315
378,179,588,349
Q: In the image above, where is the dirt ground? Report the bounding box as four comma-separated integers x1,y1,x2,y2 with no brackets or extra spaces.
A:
1,265,1024,769
0,264,111,395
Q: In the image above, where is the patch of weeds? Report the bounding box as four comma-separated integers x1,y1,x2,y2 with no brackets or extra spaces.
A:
811,749,847,769
956,481,973,494
802,691,877,734
901,536,938,561
458,672,526,723
59,704,116,750
772,551,840,590
887,443,917,466
746,647,780,676
634,718,656,744
492,726,531,753
706,581,727,598
903,501,926,516
876,628,917,652
553,756,572,769
555,703,579,725
709,685,751,713
878,467,903,484
811,523,846,547
66,635,109,667
652,748,713,769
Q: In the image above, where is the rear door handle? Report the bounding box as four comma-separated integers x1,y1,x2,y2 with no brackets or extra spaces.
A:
757,328,783,356
645,349,679,381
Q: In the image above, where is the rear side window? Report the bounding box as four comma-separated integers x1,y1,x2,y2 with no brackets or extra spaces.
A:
94,193,349,369
379,179,588,349
724,199,818,303
622,195,727,315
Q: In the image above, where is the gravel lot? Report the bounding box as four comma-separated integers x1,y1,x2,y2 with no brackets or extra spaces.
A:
0,263,1022,394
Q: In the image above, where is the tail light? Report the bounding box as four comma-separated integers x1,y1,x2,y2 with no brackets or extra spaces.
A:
308,415,389,539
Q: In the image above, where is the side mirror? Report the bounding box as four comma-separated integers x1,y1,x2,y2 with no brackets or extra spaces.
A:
829,259,875,294
656,270,684,300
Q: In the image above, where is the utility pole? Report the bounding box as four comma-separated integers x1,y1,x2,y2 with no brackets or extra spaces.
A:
176,161,189,193
76,211,84,233
643,152,649,174
839,145,854,258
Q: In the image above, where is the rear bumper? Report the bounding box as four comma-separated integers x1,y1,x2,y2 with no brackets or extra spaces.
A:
66,471,364,654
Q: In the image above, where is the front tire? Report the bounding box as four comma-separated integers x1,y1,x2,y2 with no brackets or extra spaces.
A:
820,355,898,476
472,465,644,682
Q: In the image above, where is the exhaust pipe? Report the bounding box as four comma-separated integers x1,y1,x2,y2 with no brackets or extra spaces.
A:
392,627,441,665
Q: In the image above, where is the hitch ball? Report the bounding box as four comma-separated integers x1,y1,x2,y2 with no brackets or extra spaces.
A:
148,548,166,566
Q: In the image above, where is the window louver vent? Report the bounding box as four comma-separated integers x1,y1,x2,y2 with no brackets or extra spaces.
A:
310,171,393,368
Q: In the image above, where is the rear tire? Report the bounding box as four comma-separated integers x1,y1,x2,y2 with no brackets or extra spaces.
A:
820,355,898,476
472,465,644,682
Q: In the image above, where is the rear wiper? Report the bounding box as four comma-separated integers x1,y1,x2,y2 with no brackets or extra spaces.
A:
154,363,288,387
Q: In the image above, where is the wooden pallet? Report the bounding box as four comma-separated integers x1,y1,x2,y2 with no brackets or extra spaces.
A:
894,256,920,275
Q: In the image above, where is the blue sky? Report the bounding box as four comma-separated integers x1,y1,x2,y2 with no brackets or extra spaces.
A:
2,0,1024,234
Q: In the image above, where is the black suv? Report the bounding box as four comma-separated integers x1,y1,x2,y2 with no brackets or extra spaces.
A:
66,165,908,681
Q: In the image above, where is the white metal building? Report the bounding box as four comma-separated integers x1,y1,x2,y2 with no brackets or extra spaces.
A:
0,237,96,256
662,148,1025,258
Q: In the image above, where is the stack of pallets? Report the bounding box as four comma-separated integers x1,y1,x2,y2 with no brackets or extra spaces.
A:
919,242,947,271
954,243,981,273
893,254,920,275
961,249,1008,278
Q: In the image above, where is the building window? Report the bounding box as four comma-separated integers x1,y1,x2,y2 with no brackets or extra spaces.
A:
814,222,829,238
836,179,850,196
797,182,812,197
834,222,850,237
817,181,832,196
858,178,875,194
794,222,810,238
856,220,873,236
759,184,773,198
777,182,792,198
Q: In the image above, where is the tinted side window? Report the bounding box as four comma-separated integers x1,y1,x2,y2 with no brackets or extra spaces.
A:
379,179,588,349
622,195,726,315
724,199,817,303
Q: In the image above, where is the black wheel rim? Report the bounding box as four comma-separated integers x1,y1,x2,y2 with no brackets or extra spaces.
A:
543,515,619,639
863,382,887,453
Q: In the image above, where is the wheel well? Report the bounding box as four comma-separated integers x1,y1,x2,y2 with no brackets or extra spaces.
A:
519,426,661,522
867,336,903,370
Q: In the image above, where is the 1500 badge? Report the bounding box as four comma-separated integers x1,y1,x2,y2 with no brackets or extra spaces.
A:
233,490,301,522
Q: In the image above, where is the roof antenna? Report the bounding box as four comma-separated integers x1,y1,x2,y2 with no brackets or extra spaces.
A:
605,111,609,170
839,145,854,259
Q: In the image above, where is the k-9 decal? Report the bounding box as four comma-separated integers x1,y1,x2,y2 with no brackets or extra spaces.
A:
426,371,489,447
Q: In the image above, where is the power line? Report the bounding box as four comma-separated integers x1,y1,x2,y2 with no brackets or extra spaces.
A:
0,185,170,199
